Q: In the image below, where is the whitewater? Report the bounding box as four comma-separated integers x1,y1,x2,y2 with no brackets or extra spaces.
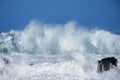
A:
0,21,120,80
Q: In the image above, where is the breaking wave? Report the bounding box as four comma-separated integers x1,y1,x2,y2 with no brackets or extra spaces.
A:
0,21,120,55
0,21,120,80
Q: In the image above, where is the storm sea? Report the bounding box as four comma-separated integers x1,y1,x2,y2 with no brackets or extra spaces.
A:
0,21,120,80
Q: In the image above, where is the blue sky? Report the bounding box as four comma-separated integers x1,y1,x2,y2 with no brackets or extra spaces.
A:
0,0,120,32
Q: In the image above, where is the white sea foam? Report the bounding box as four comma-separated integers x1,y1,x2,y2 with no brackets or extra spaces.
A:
0,21,120,80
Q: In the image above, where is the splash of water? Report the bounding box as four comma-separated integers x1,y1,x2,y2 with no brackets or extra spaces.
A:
0,21,120,55
0,21,120,80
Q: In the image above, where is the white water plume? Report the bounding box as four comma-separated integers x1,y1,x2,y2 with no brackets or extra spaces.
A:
0,21,120,80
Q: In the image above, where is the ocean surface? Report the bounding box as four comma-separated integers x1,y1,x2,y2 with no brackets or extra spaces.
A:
0,21,120,80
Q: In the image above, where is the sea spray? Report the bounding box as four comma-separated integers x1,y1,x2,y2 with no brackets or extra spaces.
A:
0,21,120,80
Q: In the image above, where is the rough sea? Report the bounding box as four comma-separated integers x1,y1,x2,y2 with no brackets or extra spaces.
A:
0,21,120,80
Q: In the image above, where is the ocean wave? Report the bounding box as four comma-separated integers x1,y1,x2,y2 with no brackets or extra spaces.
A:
0,21,120,55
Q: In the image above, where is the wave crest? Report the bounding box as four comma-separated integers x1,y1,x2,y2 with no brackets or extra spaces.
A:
0,21,120,55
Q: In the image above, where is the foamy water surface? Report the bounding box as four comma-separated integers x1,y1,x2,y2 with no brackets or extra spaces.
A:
0,21,120,80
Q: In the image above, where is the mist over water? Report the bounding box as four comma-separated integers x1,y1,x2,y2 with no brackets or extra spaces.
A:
0,21,120,80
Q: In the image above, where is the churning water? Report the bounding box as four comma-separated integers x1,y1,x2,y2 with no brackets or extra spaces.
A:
0,21,120,80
